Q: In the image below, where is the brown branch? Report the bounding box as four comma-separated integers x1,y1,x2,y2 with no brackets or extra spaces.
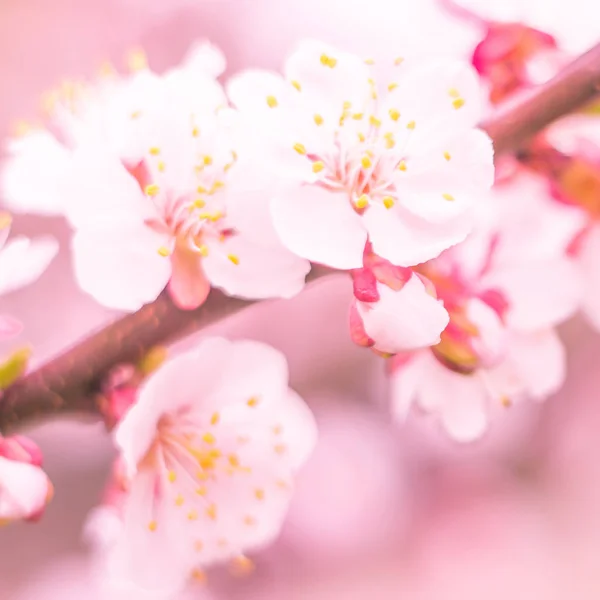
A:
482,41,600,154
2,42,600,432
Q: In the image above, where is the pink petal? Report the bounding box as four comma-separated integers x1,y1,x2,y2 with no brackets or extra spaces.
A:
203,339,291,414
179,40,227,78
115,338,233,472
0,457,50,521
72,222,171,312
202,234,310,300
271,186,367,269
0,315,22,340
283,40,371,123
389,352,431,420
398,129,494,223
482,257,581,332
465,298,508,366
107,470,192,594
0,235,58,296
168,246,210,310
578,224,600,331
505,330,566,400
1,130,72,216
419,366,490,442
63,149,150,228
363,203,474,267
355,276,449,354
385,58,485,145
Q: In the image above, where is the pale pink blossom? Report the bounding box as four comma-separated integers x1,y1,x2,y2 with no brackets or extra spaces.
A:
349,246,449,355
227,39,494,270
105,338,317,592
0,435,53,524
0,212,58,338
390,171,583,441
9,44,310,311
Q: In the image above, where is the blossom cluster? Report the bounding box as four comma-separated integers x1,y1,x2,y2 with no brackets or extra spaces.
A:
0,12,599,593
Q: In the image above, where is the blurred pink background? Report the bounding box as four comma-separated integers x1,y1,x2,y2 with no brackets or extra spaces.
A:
1,0,600,597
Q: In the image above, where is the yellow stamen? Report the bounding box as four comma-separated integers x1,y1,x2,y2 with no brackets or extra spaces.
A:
443,151,452,161
203,155,213,166
407,120,416,130
394,57,404,66
369,115,382,127
312,161,325,173
364,58,375,65
175,494,185,507
266,95,278,108
352,112,364,120
0,213,13,230
448,87,460,98
188,510,198,521
361,155,372,169
388,82,399,91
389,108,400,121
228,254,240,265
314,114,324,126
355,194,369,209
398,160,407,171
157,161,165,172
383,196,395,209
274,444,287,455
293,143,307,155
229,454,240,467
149,146,160,155
291,80,302,91
210,412,220,425
357,132,366,143
202,432,216,444
452,97,465,110
196,486,207,496
127,48,148,72
157,246,171,257
442,193,455,201
191,569,206,583
145,183,160,196
206,504,218,520
247,397,259,407
320,54,337,68
255,488,265,500
198,244,209,257
148,520,157,532
192,126,200,137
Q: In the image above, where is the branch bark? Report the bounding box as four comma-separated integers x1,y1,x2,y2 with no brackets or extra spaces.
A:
2,41,600,432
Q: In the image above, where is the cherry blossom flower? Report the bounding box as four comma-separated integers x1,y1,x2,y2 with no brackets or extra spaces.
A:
349,244,449,355
536,113,600,332
227,39,494,270
3,44,310,311
0,435,53,524
0,211,58,337
447,0,599,55
389,171,583,441
104,338,317,592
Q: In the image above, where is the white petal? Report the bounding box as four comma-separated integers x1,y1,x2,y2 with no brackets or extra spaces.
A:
271,186,367,269
0,457,49,521
363,203,474,267
482,257,581,332
1,131,72,216
0,235,58,296
203,235,310,300
71,222,171,311
356,276,449,354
